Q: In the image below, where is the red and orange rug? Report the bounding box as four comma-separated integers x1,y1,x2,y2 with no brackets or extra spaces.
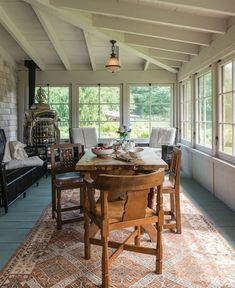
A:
0,191,234,287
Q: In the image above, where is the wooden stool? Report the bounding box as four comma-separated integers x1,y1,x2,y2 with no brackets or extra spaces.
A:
162,147,182,234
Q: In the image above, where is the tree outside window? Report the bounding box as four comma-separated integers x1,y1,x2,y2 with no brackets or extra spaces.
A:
78,86,121,138
129,85,172,139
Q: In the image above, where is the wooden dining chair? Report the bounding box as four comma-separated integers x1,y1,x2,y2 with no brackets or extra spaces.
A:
162,146,182,234
51,143,85,230
84,169,165,288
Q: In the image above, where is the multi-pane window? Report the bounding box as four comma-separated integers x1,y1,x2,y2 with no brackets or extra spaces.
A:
196,71,212,148
219,60,235,156
180,79,192,142
35,86,70,139
129,85,172,139
78,85,121,138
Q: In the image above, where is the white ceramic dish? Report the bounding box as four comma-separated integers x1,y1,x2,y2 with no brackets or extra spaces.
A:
91,147,114,157
129,147,144,158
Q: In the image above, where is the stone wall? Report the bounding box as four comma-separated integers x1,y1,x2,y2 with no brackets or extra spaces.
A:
0,56,17,140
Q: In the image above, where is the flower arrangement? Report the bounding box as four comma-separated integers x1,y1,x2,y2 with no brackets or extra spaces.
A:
117,124,131,140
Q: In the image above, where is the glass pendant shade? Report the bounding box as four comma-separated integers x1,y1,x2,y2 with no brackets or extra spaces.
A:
105,40,121,73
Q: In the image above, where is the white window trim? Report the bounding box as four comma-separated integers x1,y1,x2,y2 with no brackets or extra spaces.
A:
77,84,123,139
35,84,71,140
126,83,174,142
180,79,192,146
218,56,235,159
195,69,213,154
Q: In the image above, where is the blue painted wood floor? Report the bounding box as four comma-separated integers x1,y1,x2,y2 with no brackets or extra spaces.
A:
0,175,235,270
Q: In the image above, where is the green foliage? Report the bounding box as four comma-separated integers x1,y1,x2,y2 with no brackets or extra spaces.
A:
130,85,171,119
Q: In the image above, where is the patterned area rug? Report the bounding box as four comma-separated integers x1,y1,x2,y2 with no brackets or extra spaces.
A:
0,191,234,288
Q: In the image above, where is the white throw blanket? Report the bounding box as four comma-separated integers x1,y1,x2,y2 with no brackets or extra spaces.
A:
3,140,44,170
5,156,43,170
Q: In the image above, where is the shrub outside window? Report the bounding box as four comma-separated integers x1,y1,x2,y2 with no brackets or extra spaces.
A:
128,85,172,139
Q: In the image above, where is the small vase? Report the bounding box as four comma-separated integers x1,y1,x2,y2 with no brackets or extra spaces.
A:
120,134,128,142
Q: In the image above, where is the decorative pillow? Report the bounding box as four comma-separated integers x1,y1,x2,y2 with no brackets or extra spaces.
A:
3,141,12,162
9,141,28,160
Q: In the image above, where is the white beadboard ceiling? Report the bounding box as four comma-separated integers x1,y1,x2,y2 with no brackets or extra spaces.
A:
0,0,234,73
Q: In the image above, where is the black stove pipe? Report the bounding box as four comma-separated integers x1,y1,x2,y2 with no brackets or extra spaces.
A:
24,60,38,109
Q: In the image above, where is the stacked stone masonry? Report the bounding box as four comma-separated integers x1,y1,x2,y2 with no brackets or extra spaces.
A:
0,55,17,140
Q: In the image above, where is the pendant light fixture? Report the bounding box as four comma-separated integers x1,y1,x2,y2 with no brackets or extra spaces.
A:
105,40,121,73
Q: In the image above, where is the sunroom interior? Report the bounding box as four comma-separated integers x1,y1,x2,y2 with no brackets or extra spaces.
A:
0,0,235,286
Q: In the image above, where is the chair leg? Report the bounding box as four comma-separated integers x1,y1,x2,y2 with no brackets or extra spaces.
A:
170,193,175,219
102,228,109,288
56,188,62,230
156,220,163,274
52,183,56,219
175,189,182,234
156,188,163,274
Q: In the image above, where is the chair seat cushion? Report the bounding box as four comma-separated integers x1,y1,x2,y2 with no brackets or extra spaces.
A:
56,172,81,180
54,172,83,188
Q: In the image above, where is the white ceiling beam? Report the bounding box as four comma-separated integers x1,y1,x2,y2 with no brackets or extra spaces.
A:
149,49,190,62
33,7,71,71
50,0,227,34
154,0,235,17
24,0,177,73
125,34,199,55
154,59,182,68
144,61,150,71
93,15,211,46
83,30,96,71
0,5,45,70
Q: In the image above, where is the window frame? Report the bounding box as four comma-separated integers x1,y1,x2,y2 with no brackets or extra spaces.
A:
35,84,71,140
127,83,174,142
77,84,123,139
217,57,235,164
180,79,192,146
195,69,213,154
